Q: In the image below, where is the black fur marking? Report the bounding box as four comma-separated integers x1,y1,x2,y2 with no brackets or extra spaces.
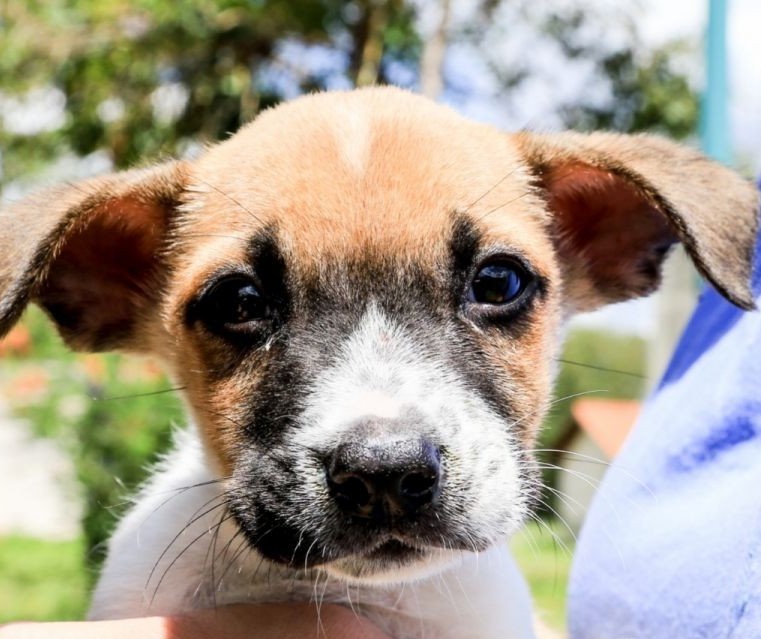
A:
449,213,547,338
184,227,292,374
243,343,304,449
214,220,539,566
246,226,290,315
449,213,481,311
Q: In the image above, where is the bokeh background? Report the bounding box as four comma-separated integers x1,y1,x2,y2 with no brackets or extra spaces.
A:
1,0,759,632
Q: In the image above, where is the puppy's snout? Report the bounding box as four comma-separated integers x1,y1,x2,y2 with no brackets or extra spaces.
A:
326,435,441,520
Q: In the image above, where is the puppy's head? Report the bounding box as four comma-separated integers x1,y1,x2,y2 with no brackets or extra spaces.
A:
2,87,757,582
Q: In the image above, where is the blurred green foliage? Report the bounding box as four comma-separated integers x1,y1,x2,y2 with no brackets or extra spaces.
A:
0,1,698,186
3,308,182,574
564,43,699,138
0,536,88,622
0,0,418,180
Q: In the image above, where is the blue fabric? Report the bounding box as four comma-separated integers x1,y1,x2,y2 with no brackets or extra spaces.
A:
568,184,761,639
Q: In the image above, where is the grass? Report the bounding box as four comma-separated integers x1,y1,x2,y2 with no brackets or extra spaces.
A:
0,537,89,623
511,522,574,632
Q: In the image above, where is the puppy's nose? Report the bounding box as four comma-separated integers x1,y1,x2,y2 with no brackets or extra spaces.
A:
326,437,441,519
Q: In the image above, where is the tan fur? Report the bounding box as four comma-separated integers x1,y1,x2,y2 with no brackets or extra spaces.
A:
157,89,570,465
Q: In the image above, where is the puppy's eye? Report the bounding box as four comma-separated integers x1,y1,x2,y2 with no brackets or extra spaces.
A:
469,261,531,305
200,277,272,329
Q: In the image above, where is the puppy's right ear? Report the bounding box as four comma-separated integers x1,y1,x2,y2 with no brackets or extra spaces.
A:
0,162,188,352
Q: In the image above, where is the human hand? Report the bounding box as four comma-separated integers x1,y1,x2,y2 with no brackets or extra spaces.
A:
0,602,391,639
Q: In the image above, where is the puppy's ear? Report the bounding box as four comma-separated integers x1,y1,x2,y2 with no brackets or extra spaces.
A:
0,162,188,351
515,131,759,311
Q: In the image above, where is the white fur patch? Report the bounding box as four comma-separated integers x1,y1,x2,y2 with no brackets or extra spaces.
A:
333,106,370,174
297,305,527,544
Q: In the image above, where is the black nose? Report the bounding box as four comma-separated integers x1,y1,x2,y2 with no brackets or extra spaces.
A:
327,437,441,520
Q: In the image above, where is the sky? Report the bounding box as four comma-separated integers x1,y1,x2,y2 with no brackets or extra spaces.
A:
641,0,761,174
432,0,760,177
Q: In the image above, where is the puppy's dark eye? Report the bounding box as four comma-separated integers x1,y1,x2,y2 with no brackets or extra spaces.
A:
469,261,531,305
200,277,272,329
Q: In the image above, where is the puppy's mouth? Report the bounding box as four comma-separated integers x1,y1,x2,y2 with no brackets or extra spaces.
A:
245,515,432,569
365,538,420,561
325,537,441,581
231,498,465,579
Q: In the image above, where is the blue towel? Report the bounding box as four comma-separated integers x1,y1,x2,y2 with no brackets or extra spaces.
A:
568,184,761,638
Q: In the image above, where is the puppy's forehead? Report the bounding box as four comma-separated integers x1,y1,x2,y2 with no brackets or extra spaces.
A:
184,88,549,270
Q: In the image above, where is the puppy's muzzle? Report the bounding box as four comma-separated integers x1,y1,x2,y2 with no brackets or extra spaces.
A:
326,420,442,523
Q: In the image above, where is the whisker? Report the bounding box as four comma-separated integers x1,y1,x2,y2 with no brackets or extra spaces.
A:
215,531,253,591
196,178,265,225
206,505,229,609
535,498,577,546
163,477,232,494
94,386,187,402
506,388,609,433
555,357,645,379
138,477,231,531
526,511,572,557
150,511,236,604
462,167,520,213
529,461,631,530
541,482,586,516
203,408,248,431
548,389,609,407
530,448,612,467
144,494,232,595
531,454,653,497
182,233,249,243
476,191,532,222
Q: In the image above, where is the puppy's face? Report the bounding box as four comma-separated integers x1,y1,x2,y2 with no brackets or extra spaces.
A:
1,88,757,583
167,94,562,579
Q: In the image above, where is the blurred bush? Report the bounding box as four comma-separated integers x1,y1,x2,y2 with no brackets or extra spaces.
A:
4,308,182,574
0,536,88,622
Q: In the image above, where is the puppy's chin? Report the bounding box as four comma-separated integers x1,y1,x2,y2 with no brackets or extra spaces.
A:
324,541,465,584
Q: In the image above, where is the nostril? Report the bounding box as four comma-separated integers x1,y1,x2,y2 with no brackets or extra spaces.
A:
399,470,438,499
331,474,373,509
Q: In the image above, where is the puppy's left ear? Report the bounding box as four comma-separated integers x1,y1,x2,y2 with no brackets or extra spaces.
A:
516,131,759,311
0,161,189,351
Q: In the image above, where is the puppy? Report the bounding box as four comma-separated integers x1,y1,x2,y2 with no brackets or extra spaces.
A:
0,87,758,638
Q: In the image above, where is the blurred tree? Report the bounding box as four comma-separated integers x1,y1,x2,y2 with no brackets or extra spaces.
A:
0,0,418,182
561,42,699,137
447,1,698,138
1,1,698,189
